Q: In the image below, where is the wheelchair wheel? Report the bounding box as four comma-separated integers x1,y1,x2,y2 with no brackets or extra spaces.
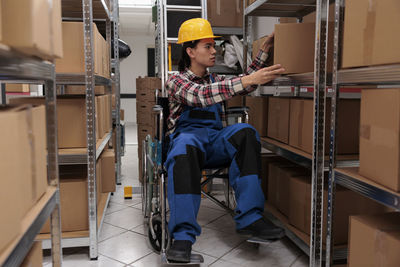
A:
148,215,171,253
223,179,237,210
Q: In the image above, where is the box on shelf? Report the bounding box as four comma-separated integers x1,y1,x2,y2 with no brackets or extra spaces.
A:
274,22,334,74
342,0,400,68
260,155,288,198
207,0,243,28
55,22,103,75
60,85,106,95
226,95,243,108
348,213,400,267
359,88,400,192
1,0,62,59
289,98,360,155
279,18,298,24
288,175,386,245
0,1,2,43
101,150,116,193
267,97,290,144
20,241,43,267
5,84,30,93
246,96,269,137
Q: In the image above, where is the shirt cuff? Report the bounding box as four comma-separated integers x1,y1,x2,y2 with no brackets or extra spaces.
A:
231,77,245,94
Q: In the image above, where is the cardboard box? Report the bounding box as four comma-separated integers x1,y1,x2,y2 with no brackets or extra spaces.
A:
21,241,43,267
226,95,243,108
136,77,161,103
0,0,2,43
101,150,116,193
207,0,243,28
348,213,400,267
302,3,335,23
252,36,268,60
279,18,298,24
5,84,30,93
260,155,287,198
103,40,110,78
289,175,386,245
289,98,360,155
137,102,156,126
274,22,334,74
55,22,103,74
10,97,92,148
120,109,125,121
246,96,269,137
2,0,62,59
359,89,400,191
342,0,400,68
267,97,290,144
136,88,156,103
61,85,106,95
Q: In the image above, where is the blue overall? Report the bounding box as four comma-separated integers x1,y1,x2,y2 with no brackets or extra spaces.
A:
165,76,265,244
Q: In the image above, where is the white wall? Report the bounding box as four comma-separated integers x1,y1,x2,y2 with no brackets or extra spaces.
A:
252,17,278,40
119,33,155,123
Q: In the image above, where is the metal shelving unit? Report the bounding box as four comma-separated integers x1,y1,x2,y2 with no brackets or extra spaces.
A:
244,1,334,266
0,49,62,266
325,0,400,265
35,0,119,260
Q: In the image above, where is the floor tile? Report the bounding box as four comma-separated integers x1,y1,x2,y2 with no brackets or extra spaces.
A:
98,231,153,264
99,222,127,242
200,196,228,212
220,238,302,267
197,206,227,226
290,254,308,267
109,192,142,208
62,252,126,267
204,213,236,234
130,251,218,267
192,226,247,258
104,207,145,230
209,259,244,267
106,202,131,215
131,223,147,236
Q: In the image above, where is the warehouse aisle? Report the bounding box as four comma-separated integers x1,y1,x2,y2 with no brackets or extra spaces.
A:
43,124,308,266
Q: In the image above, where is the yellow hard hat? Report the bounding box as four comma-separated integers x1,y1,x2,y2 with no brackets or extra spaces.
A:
177,18,221,44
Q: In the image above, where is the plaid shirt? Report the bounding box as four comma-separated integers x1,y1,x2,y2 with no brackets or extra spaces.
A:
166,50,269,135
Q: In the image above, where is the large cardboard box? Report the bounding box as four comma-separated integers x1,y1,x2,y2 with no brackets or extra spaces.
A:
289,175,386,245
274,22,334,74
348,213,400,267
246,96,268,137
260,155,287,199
289,98,360,155
207,0,243,28
20,241,43,267
342,0,400,69
359,89,400,191
267,97,290,144
2,0,62,59
55,22,103,75
10,97,91,148
5,84,30,93
101,150,116,193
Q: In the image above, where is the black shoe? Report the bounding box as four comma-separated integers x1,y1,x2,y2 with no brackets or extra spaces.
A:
237,218,285,241
166,240,192,263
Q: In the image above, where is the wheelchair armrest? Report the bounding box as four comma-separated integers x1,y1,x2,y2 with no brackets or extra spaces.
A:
225,106,250,114
152,105,164,140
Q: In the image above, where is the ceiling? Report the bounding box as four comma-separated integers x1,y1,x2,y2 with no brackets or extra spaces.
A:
119,1,155,36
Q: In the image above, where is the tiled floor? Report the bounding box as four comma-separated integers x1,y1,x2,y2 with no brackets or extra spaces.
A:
43,124,308,266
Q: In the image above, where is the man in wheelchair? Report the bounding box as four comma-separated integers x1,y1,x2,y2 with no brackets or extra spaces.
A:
165,18,286,263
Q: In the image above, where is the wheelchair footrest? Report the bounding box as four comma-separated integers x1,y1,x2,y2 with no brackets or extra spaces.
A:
162,253,204,265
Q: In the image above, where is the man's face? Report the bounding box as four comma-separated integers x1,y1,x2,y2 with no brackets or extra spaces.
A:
187,38,217,68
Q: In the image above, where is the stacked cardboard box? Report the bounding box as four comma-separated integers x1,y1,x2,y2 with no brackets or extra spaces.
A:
60,85,106,95
5,84,30,93
0,105,47,253
1,0,63,59
348,213,400,266
246,96,269,137
20,241,43,267
342,0,400,68
136,77,161,183
101,149,116,193
9,96,111,148
359,88,400,192
55,22,110,78
207,0,243,28
267,97,290,143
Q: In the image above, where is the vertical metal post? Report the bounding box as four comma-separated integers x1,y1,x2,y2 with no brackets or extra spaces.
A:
201,0,207,19
45,65,62,267
163,0,168,94
310,0,329,266
325,0,344,265
82,0,98,260
1,83,6,105
113,0,122,185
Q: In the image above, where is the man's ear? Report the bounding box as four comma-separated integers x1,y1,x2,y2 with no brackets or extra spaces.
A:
186,47,195,59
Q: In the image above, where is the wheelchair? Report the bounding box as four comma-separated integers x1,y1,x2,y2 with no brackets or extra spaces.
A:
141,96,253,264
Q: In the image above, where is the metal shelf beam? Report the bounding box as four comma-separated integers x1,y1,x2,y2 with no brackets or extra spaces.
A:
212,27,243,35
62,0,112,20
245,0,316,17
56,74,112,86
166,5,202,12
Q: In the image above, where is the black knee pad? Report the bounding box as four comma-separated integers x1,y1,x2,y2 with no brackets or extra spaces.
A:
173,145,205,195
228,128,261,178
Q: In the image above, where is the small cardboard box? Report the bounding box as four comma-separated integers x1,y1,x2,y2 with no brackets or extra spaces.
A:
101,150,116,193
289,98,360,155
359,88,400,191
21,241,43,267
267,97,290,144
348,213,400,267
246,96,269,137
207,0,243,28
274,22,334,74
342,0,400,68
5,84,30,93
55,22,103,75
